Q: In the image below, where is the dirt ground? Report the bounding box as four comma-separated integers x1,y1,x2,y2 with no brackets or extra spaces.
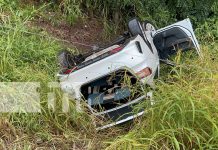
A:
34,17,109,53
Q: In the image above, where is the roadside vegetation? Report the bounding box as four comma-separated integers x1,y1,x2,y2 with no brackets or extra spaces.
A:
0,0,218,149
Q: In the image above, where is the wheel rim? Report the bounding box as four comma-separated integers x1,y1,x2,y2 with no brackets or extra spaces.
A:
145,23,156,31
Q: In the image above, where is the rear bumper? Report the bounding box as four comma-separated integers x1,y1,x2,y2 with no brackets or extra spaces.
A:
94,95,146,130
96,111,144,130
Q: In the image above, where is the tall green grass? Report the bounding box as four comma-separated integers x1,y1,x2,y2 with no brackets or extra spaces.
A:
0,3,104,149
105,47,218,149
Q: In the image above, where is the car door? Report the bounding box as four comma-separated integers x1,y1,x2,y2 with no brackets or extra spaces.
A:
153,18,201,60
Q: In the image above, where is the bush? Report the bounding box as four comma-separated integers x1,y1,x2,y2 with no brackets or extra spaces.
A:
51,0,218,27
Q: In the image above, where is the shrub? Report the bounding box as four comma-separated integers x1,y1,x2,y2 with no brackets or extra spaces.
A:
54,0,218,27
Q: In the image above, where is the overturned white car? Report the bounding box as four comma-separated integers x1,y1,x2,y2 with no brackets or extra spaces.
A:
57,18,200,130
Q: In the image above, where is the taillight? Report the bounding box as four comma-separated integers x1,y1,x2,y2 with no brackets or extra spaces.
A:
109,47,123,54
136,67,152,79
64,66,77,74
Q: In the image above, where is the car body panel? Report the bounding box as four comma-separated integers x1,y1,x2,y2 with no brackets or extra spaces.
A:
59,35,159,99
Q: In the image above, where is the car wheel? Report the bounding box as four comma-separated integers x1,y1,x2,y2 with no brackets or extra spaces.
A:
128,18,144,38
58,50,75,69
142,20,156,32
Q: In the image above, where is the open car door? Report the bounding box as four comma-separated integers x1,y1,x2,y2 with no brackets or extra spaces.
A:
153,18,200,60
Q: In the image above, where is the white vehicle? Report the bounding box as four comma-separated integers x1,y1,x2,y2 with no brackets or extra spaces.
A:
57,18,200,130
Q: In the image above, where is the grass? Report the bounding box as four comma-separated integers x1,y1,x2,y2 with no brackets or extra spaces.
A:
0,3,121,149
106,47,218,149
0,1,218,150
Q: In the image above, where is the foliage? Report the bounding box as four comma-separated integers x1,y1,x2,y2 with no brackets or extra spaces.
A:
44,0,218,27
59,0,82,24
196,18,218,44
0,4,101,149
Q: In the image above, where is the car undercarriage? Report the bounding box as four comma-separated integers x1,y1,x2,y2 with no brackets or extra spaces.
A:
57,18,200,130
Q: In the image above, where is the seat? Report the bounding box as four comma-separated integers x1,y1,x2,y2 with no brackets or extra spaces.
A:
153,27,194,59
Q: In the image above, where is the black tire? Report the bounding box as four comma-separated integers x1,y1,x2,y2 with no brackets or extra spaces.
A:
58,50,75,69
128,18,144,38
58,50,85,71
